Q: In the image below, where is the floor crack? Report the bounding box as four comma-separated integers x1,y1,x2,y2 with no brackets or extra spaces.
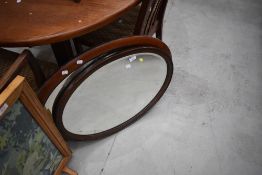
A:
99,135,117,175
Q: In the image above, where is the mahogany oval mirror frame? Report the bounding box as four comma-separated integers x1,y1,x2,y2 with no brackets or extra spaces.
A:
38,36,173,141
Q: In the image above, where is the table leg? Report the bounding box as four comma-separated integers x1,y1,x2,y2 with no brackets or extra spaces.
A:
51,40,74,66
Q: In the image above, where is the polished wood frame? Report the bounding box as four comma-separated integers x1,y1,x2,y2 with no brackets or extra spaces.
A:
38,36,173,141
53,47,173,140
75,0,168,53
0,0,140,66
38,36,171,103
0,0,140,47
134,0,168,39
0,76,77,175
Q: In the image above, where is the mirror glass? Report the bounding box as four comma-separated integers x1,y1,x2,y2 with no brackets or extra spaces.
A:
45,61,94,112
45,77,69,113
62,53,167,135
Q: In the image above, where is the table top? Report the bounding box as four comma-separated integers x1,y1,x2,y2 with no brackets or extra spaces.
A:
0,0,140,47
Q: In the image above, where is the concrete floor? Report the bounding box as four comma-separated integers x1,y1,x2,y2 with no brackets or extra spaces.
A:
7,0,262,174
66,0,262,174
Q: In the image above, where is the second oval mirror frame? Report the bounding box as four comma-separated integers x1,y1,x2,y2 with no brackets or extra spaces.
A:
51,45,173,140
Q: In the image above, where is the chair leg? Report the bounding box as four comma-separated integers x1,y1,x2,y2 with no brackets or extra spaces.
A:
156,0,168,40
73,38,85,55
156,17,164,40
156,24,163,40
26,50,46,87
51,41,74,66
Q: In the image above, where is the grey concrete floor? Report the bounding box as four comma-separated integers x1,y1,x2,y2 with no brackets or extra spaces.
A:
7,0,262,174
67,0,262,174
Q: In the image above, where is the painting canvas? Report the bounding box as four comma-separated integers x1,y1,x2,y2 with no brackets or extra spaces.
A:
0,101,63,175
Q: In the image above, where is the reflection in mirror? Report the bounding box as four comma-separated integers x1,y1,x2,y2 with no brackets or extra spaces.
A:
62,53,167,135
45,76,70,113
45,58,94,112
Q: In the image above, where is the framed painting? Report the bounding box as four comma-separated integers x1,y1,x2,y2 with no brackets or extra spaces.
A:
0,76,77,175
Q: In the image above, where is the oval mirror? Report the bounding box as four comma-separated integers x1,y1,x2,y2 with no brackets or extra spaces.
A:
52,48,173,140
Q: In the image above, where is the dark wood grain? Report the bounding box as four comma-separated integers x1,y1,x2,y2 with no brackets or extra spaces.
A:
134,0,168,39
53,47,173,141
38,36,172,104
0,49,46,93
74,0,168,50
51,41,74,66
0,0,140,47
37,36,173,141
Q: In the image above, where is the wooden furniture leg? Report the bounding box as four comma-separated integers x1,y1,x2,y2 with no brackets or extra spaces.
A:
26,50,46,87
51,41,74,66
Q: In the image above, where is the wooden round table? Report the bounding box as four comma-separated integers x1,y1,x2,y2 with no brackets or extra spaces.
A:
0,0,140,65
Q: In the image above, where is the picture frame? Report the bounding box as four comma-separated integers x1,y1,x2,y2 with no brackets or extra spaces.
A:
0,76,77,175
